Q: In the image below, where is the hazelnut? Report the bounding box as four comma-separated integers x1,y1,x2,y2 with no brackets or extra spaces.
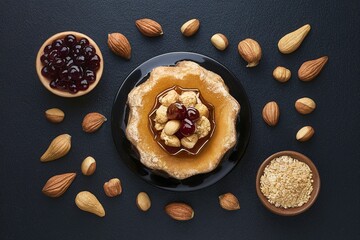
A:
136,192,151,211
273,66,291,83
164,120,181,135
103,178,122,197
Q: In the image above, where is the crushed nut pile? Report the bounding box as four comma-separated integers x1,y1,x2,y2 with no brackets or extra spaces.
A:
260,155,313,209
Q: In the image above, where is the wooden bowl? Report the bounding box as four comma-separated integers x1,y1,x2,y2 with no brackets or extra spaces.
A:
35,31,104,97
256,150,320,216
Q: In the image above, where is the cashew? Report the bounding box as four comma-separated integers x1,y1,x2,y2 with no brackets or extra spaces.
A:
195,103,209,118
159,90,179,107
154,122,165,131
164,120,181,135
160,130,181,147
179,91,197,107
196,116,211,138
181,134,199,149
154,105,168,123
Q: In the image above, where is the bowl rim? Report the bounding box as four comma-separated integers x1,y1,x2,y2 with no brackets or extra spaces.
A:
256,150,320,216
35,31,104,98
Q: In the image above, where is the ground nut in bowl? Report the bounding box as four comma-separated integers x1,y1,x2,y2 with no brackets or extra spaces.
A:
256,150,320,216
36,31,104,97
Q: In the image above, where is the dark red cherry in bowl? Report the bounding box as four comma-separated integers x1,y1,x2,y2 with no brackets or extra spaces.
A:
167,102,187,120
36,31,104,97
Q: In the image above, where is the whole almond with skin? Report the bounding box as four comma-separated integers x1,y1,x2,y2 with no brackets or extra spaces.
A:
42,173,76,197
238,38,262,67
40,134,71,162
219,193,240,211
75,191,105,217
45,108,65,123
103,178,122,197
181,19,200,37
82,112,107,133
298,56,328,81
296,126,315,142
81,156,96,176
135,18,163,37
136,192,151,212
273,66,291,83
295,97,316,114
165,202,194,221
107,33,131,59
211,33,229,51
262,101,280,127
278,24,311,54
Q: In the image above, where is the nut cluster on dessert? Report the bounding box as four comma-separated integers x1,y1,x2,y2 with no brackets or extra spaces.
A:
151,88,213,152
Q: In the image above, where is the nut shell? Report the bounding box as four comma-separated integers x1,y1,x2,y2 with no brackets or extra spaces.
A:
180,19,200,37
295,97,316,114
262,101,280,127
45,108,65,123
211,33,229,51
107,33,131,59
82,112,107,133
81,156,96,176
42,173,76,197
219,193,240,210
136,192,151,212
165,202,194,221
237,38,262,67
135,18,163,37
296,126,315,142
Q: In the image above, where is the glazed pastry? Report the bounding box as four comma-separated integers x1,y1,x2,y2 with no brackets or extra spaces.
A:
126,61,240,179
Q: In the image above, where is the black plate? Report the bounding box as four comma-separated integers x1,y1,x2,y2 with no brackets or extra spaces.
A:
111,52,251,191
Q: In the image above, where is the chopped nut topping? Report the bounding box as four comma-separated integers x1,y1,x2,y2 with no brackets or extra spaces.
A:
260,155,313,209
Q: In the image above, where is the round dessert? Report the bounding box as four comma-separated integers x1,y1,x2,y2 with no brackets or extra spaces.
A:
126,61,240,180
36,31,104,97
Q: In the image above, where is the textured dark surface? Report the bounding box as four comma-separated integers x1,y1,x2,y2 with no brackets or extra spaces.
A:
0,0,359,239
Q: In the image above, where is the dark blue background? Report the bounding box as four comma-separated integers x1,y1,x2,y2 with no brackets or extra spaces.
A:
1,0,359,239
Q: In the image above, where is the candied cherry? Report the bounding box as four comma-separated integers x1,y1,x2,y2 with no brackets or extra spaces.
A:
40,35,100,93
167,103,187,120
64,34,76,47
180,118,195,136
79,38,89,46
186,107,200,121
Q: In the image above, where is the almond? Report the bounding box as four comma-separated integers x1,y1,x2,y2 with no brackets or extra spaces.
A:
45,108,65,123
219,193,240,211
262,101,280,127
103,178,122,197
273,66,291,83
40,134,71,162
136,192,151,212
295,97,316,114
298,56,328,81
75,191,105,217
107,33,131,59
278,24,311,54
296,126,315,142
165,202,194,221
180,19,200,37
82,112,107,133
211,33,229,51
135,18,163,37
237,38,262,67
42,173,76,197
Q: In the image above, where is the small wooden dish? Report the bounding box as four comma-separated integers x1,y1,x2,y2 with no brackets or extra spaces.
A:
35,31,104,97
256,150,320,216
